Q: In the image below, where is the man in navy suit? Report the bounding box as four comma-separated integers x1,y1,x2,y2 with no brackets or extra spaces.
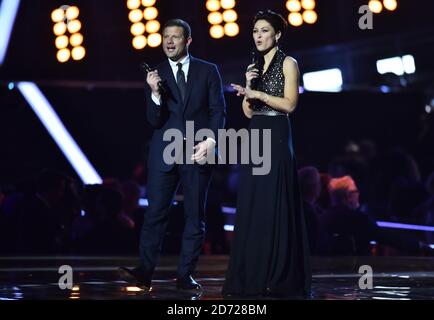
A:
120,19,226,292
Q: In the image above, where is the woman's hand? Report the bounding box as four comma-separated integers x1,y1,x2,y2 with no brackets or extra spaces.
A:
231,84,260,100
245,63,259,88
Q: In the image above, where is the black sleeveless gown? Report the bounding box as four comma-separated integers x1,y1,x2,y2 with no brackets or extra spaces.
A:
222,50,311,298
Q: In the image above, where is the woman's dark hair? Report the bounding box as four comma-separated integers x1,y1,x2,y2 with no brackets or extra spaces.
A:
253,10,288,38
163,19,192,39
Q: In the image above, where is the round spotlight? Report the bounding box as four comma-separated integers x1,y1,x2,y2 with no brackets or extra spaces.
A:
141,0,156,7
221,0,236,10
129,9,143,23
51,8,65,23
131,22,146,36
133,35,147,49
223,9,238,23
208,12,223,25
71,46,86,60
288,12,303,26
206,0,221,12
66,6,79,21
224,22,239,37
286,0,302,12
301,0,316,10
143,7,158,20
57,48,71,63
302,10,317,24
383,0,398,11
210,25,224,39
146,20,160,33
70,33,84,47
67,20,81,33
368,0,383,14
55,35,69,49
127,0,141,10
148,33,162,47
53,22,67,36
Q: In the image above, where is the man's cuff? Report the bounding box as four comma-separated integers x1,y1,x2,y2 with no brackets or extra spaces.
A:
151,93,161,106
206,137,216,147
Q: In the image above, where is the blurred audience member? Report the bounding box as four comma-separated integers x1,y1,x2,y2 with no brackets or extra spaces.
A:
298,166,322,254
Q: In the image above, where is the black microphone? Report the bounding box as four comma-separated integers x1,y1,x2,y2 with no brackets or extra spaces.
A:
249,50,263,90
141,62,165,93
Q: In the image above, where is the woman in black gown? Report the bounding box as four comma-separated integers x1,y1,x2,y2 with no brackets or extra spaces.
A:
222,10,311,298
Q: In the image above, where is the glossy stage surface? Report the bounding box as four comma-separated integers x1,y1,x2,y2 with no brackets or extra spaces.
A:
0,256,433,300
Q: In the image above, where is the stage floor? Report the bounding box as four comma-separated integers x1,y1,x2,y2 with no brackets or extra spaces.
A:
0,256,433,300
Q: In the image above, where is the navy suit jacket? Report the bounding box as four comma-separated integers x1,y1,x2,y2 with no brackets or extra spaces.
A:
145,56,226,172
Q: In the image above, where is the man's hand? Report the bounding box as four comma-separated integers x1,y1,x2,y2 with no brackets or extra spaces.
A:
147,70,162,99
191,139,216,163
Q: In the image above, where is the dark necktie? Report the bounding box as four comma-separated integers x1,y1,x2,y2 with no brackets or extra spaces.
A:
176,62,187,102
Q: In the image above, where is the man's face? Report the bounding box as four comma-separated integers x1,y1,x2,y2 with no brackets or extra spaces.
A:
347,187,360,210
162,26,191,61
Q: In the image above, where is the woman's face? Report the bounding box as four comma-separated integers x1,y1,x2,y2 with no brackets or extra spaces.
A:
253,19,279,52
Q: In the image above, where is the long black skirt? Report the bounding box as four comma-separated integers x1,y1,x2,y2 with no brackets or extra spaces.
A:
222,115,311,298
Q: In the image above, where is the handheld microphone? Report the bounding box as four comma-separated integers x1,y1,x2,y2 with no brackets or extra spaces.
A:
141,62,165,93
249,50,263,90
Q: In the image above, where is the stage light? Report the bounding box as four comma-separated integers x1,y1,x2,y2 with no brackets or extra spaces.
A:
402,55,416,74
141,0,156,6
208,12,223,25
209,11,223,25
57,48,70,62
288,12,303,27
286,0,317,26
376,55,416,76
67,20,81,33
131,22,146,36
301,0,315,10
221,0,235,10
127,0,161,50
222,9,237,23
286,0,301,12
210,25,224,39
133,35,147,49
368,0,383,14
303,10,317,24
53,22,67,36
303,68,343,92
65,6,79,21
0,0,21,66
147,33,162,47
127,0,141,10
224,22,239,37
143,7,158,20
55,35,69,49
71,46,85,60
207,0,239,39
17,82,103,185
70,33,83,47
206,0,221,12
129,9,143,23
383,0,398,11
51,8,65,23
52,5,86,63
377,56,404,76
146,20,160,33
